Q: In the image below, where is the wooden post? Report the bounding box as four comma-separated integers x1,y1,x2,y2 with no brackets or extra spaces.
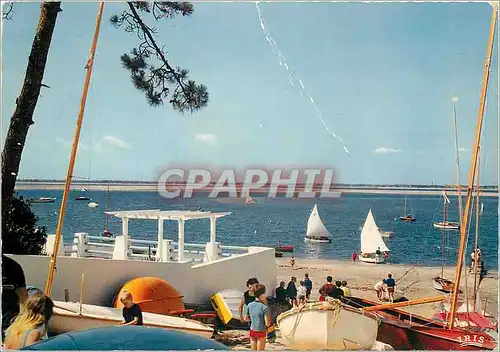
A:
44,2,105,296
79,273,85,315
448,5,497,329
363,296,445,312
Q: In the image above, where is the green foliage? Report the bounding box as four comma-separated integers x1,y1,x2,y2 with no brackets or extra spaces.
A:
2,194,47,255
110,2,208,112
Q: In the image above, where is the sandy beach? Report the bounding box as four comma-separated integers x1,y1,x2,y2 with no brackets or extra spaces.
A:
226,258,498,350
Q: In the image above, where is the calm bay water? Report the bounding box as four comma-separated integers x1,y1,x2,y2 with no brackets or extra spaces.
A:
20,190,499,269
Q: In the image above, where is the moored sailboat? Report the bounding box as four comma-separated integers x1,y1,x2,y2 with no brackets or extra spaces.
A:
304,204,331,243
359,210,389,264
399,194,416,222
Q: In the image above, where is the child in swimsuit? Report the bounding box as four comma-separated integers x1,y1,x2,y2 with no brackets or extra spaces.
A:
4,292,53,349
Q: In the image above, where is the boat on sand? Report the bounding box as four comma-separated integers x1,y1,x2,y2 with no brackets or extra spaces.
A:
304,204,332,243
359,210,390,264
276,298,380,350
50,301,214,339
341,296,497,350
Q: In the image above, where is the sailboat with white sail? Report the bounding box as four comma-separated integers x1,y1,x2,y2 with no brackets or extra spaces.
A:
304,204,331,243
359,210,390,264
433,191,460,230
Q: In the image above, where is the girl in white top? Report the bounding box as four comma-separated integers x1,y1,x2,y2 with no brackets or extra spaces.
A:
297,281,308,305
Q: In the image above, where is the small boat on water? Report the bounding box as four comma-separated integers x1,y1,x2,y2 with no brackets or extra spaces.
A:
88,202,99,208
433,221,460,230
277,298,380,350
304,204,332,243
50,301,214,339
25,326,228,351
275,244,294,252
210,289,247,329
433,191,460,230
359,210,390,264
245,196,255,204
75,196,91,201
400,195,416,222
30,197,56,203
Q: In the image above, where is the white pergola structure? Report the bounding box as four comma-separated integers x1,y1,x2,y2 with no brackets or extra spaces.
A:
105,209,231,262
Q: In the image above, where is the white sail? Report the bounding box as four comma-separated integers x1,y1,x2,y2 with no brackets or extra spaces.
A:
306,205,330,238
360,210,389,253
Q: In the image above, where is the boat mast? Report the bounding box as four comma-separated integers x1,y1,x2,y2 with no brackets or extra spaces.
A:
448,4,497,329
452,102,463,224
44,2,105,296
440,194,446,278
473,149,481,306
105,184,110,231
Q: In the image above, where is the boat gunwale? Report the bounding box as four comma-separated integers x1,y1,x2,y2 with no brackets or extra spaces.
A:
53,305,214,334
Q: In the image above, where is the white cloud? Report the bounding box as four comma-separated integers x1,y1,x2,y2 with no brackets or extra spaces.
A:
55,138,89,150
103,135,131,149
374,147,402,154
194,133,216,143
458,147,472,152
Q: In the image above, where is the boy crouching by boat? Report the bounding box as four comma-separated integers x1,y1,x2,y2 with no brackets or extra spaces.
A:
245,284,271,351
119,291,143,326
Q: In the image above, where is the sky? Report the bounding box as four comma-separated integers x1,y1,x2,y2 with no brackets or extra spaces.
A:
1,1,498,185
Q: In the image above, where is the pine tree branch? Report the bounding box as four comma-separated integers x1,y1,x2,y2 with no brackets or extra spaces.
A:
126,2,191,102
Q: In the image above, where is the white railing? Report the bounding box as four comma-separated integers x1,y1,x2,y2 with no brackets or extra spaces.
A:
49,233,249,264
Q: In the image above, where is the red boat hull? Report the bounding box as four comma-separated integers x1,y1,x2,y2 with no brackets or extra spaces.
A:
341,297,497,350
275,245,294,252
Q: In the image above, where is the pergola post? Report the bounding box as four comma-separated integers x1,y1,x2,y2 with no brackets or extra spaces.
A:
210,216,217,243
157,217,164,261
178,217,185,262
122,217,129,259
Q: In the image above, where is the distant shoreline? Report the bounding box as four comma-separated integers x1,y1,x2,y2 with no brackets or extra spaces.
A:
15,181,499,197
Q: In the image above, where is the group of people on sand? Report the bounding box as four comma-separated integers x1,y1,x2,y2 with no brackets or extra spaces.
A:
275,274,351,308
2,254,143,349
374,274,396,303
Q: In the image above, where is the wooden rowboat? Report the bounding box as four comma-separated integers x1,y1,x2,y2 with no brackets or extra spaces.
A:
276,298,380,350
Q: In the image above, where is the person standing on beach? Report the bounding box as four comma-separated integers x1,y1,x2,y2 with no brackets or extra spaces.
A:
351,251,357,263
340,281,351,297
385,274,396,303
246,284,271,351
374,279,386,300
297,281,307,305
289,257,296,269
239,278,259,323
286,277,298,307
318,276,336,301
304,274,313,300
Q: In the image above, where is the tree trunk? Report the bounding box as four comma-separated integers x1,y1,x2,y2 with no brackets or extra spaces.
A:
1,2,61,211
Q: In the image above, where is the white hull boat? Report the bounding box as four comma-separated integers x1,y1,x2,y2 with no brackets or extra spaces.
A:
88,202,99,208
359,254,386,264
51,301,214,339
304,204,331,244
359,210,390,265
433,221,460,230
277,299,379,350
304,236,331,243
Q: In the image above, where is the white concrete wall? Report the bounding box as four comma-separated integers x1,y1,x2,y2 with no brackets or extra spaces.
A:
9,247,276,306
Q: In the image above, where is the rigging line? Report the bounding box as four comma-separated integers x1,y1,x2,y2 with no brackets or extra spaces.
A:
254,2,352,158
